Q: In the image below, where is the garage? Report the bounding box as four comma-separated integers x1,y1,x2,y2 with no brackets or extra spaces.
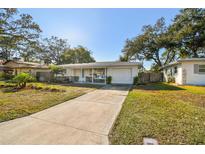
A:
110,68,132,84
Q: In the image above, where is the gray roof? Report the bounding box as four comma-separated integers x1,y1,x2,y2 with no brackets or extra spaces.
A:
4,60,49,69
8,60,44,66
59,61,140,68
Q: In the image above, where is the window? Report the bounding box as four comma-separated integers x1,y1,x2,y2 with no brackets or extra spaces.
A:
174,66,178,74
199,65,205,73
93,68,105,79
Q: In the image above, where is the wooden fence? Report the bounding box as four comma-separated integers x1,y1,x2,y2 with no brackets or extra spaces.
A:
138,72,163,84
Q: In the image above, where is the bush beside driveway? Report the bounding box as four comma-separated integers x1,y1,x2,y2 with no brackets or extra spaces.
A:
109,83,205,144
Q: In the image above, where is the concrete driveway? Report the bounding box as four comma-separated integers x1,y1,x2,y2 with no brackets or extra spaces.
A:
0,85,130,144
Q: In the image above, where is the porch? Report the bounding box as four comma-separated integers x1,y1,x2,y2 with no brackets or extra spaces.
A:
68,68,107,84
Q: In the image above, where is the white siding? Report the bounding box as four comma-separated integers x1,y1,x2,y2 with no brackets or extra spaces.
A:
163,64,183,85
176,66,183,84
65,68,73,76
182,61,205,85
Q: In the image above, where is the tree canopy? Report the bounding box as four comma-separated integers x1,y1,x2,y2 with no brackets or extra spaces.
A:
0,8,41,60
1,8,204,70
49,64,64,76
169,8,205,58
121,8,205,71
0,8,95,64
37,36,69,65
60,45,95,64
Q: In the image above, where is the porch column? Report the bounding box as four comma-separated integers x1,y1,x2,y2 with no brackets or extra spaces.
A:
105,68,107,84
81,68,82,82
92,68,94,83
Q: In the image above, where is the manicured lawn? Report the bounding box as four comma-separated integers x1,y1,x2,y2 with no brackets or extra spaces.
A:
0,81,101,122
109,83,205,145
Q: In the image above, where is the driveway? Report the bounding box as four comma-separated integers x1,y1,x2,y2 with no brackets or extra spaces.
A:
0,85,130,144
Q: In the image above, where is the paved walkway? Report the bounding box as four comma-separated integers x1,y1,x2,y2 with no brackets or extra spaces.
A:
0,85,130,144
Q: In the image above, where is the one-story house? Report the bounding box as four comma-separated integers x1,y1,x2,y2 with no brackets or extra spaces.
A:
59,61,140,84
162,58,205,85
3,60,51,81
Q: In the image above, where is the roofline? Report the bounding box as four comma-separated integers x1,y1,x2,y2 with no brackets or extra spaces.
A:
161,58,205,69
178,58,205,62
3,60,44,65
10,66,50,69
3,60,49,69
58,61,141,68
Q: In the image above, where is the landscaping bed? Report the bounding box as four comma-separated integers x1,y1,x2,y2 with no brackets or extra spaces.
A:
0,81,99,122
109,83,205,144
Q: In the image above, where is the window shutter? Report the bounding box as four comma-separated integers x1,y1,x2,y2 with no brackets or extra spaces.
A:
194,64,199,74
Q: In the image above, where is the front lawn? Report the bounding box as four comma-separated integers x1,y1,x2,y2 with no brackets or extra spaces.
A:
0,81,100,122
109,83,205,144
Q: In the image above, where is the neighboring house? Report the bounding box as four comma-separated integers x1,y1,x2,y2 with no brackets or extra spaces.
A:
0,65,13,73
3,60,51,81
0,60,13,74
162,58,205,85
59,61,140,84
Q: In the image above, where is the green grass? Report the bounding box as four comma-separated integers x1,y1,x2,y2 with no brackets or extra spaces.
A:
0,81,100,122
109,83,205,145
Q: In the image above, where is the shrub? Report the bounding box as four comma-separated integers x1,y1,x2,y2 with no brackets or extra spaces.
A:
12,73,36,88
0,72,4,80
0,72,14,80
133,76,139,85
106,76,112,84
167,76,175,83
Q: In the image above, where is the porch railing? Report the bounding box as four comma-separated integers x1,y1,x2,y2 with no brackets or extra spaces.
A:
85,76,92,83
93,78,105,83
55,75,106,84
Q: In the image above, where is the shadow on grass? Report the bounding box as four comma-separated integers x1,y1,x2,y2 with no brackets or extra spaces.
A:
56,83,130,91
134,82,185,91
0,87,18,93
52,83,104,89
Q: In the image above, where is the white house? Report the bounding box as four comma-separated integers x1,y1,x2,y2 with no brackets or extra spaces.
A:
58,61,140,84
162,58,205,85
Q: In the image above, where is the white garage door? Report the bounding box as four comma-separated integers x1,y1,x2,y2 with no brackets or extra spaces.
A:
111,68,132,84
